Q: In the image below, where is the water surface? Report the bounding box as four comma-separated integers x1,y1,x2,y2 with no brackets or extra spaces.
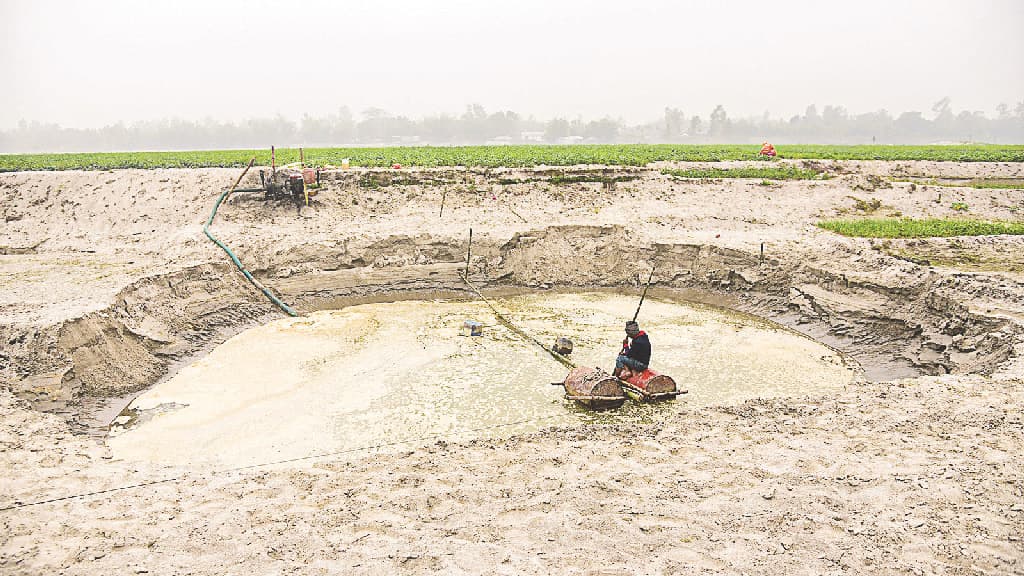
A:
108,293,860,467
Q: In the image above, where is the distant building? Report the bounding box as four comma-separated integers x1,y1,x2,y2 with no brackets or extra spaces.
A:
520,131,545,142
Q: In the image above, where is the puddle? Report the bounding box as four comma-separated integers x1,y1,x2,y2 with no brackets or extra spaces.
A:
107,292,861,467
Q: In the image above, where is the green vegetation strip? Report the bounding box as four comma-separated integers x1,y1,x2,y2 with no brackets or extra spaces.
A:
894,178,1024,190
817,218,1024,238
962,180,1024,189
3,144,1024,172
663,166,827,180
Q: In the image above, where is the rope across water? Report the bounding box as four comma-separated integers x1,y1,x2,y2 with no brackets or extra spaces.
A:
459,273,576,370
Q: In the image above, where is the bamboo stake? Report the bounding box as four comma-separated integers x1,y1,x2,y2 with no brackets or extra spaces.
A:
507,204,528,223
224,157,256,202
465,228,473,278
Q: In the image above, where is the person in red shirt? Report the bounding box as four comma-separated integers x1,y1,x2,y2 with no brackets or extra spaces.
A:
759,141,777,157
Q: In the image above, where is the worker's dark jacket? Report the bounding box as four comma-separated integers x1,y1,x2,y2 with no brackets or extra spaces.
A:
626,333,651,366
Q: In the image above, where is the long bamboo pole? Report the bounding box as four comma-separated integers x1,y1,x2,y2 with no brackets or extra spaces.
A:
460,273,576,370
631,266,656,323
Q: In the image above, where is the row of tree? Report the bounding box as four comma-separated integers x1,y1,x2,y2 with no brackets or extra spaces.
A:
2,100,1022,153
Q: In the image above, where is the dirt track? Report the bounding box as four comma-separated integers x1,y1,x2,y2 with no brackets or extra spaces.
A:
2,160,1023,574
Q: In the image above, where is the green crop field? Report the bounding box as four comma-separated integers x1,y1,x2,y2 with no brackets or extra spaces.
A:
817,218,1024,238
2,144,1023,172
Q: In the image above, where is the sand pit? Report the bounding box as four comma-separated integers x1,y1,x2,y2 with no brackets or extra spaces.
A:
2,160,1023,574
108,294,858,468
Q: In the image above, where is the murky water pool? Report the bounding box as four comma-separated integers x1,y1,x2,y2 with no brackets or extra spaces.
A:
108,292,861,467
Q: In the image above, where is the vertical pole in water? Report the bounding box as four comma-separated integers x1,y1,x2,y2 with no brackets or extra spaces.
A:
465,228,473,278
439,188,447,218
271,146,276,176
760,242,765,263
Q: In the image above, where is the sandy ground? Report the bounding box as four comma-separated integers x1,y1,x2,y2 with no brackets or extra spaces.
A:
2,160,1024,574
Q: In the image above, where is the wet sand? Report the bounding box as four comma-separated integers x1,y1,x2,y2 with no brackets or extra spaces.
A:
108,294,858,468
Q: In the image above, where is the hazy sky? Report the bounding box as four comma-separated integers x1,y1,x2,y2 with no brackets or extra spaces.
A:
2,0,1022,129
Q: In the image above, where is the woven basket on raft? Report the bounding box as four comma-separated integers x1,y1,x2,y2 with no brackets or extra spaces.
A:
562,366,625,407
635,373,677,395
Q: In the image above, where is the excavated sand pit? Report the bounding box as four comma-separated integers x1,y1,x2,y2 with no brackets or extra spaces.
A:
2,160,1024,574
107,293,859,468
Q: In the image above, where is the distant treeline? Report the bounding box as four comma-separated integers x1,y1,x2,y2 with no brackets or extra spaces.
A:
2,99,1023,153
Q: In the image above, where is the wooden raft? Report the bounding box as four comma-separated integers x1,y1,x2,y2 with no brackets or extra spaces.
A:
562,366,626,410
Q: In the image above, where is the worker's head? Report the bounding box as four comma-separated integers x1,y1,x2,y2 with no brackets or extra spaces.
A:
625,321,640,337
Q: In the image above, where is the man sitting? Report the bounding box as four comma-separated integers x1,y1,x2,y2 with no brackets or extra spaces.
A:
759,141,778,157
613,321,651,379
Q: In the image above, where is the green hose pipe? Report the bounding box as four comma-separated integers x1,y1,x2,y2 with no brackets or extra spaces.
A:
204,185,300,317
